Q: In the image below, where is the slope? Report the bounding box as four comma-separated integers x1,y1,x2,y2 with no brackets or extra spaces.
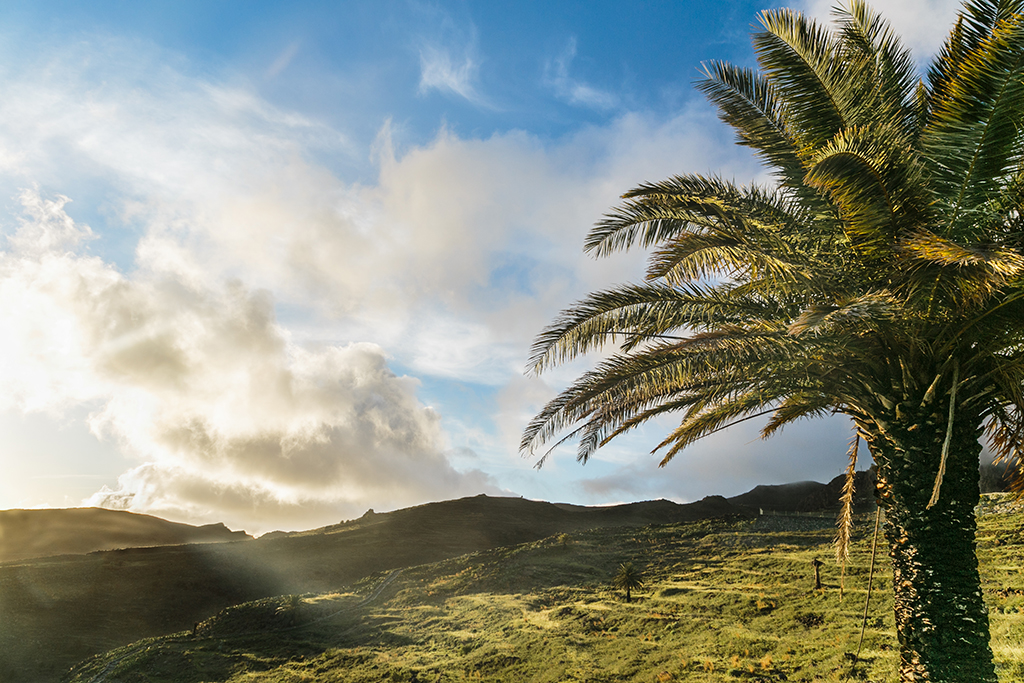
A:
65,494,1024,683
0,493,748,683
0,508,250,563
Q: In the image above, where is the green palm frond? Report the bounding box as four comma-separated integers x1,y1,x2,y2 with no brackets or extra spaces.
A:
923,12,1024,234
651,393,779,465
585,176,806,258
806,124,932,258
900,230,1024,275
647,240,811,289
927,0,1024,109
834,1,918,130
696,61,808,190
584,175,735,257
760,393,834,438
927,16,967,113
754,9,848,148
525,282,790,373
787,292,896,336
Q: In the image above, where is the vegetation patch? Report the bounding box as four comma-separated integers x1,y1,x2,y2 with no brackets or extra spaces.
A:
66,504,1024,682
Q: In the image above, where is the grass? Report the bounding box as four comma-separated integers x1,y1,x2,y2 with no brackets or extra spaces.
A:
64,499,1024,683
1,493,753,683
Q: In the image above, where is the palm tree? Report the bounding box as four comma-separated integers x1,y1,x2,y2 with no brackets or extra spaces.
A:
521,2,1024,680
612,561,644,603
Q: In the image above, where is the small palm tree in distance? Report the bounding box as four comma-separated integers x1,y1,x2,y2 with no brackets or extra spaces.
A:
612,561,644,603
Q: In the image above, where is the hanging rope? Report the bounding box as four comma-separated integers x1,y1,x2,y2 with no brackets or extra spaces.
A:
854,504,882,662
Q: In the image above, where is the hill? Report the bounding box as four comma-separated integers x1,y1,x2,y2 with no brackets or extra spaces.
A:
64,494,1024,683
1,493,753,683
0,471,920,682
0,507,250,563
726,469,877,513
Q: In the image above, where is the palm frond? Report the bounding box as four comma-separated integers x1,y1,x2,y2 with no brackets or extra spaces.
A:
653,390,786,465
754,8,847,149
696,61,809,190
927,0,1024,110
806,124,932,259
835,431,860,599
900,230,1024,275
923,12,1024,235
760,393,834,438
986,406,1024,495
525,281,789,373
834,0,918,131
787,292,897,337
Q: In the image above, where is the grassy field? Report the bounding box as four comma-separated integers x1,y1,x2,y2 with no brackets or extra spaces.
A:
1,494,754,683
65,496,1024,682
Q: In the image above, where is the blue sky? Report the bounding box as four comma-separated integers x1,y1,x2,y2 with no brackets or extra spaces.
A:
0,0,963,534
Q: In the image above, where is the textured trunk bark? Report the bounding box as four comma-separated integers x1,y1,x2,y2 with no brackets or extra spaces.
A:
862,400,995,682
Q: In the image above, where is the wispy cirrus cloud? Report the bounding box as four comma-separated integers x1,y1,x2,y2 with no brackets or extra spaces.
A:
418,44,485,104
266,41,302,79
545,37,618,110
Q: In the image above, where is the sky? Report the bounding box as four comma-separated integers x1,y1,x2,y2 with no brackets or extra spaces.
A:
0,0,965,535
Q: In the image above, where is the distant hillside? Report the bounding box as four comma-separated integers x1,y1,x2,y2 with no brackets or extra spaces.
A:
727,469,877,513
0,507,250,563
62,497,1024,683
0,472,886,683
0,493,752,683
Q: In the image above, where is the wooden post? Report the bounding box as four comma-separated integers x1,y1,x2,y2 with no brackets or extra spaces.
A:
812,558,824,590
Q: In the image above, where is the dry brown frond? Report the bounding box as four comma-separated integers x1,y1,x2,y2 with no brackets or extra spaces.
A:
835,431,860,600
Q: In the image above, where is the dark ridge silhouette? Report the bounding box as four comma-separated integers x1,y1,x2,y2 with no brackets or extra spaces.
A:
0,507,251,563
727,469,877,513
980,460,1015,494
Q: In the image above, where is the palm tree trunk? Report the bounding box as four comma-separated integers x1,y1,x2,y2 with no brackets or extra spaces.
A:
862,401,995,682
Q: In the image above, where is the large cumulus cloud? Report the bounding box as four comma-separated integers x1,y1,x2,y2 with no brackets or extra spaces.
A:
0,191,498,533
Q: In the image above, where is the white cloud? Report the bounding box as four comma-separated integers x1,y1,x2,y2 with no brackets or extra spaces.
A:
0,37,757,389
545,37,619,110
794,0,962,63
0,191,501,534
418,45,484,104
6,189,96,254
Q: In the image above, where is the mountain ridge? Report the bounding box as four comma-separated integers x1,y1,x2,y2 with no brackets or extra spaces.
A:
0,471,883,682
0,470,877,565
0,506,251,563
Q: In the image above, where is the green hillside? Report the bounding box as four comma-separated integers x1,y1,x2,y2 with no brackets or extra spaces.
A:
64,495,1024,683
0,494,749,683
